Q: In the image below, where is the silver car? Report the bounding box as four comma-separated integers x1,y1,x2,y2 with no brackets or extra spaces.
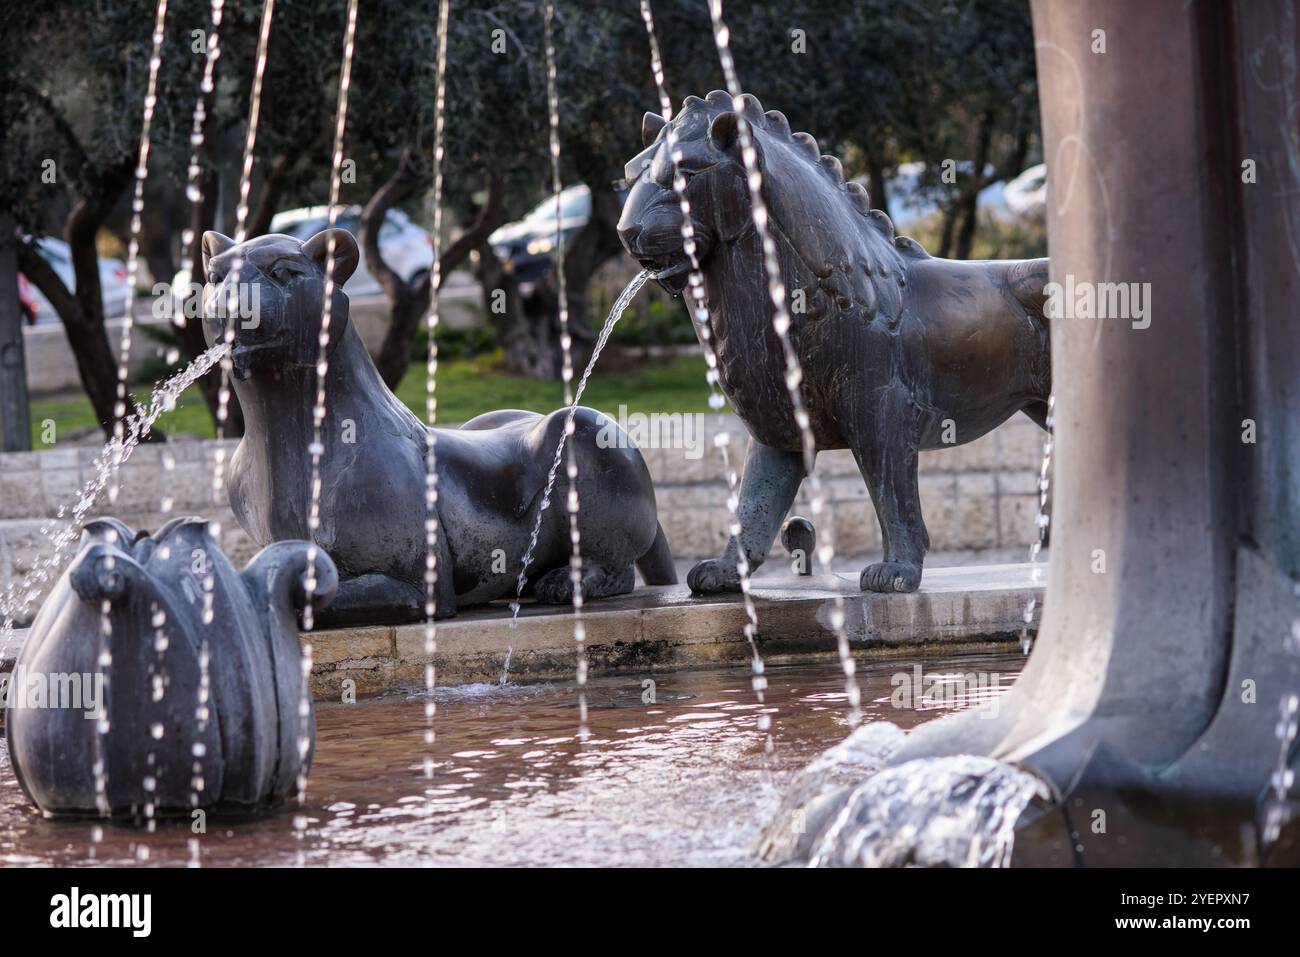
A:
268,205,434,296
168,205,434,317
18,237,132,324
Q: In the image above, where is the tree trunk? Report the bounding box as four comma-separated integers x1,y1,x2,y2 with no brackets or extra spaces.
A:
557,186,624,363
246,152,295,240
953,198,980,261
17,162,158,441
953,112,995,260
0,210,32,451
12,84,163,440
363,158,504,389
477,244,557,378
176,163,242,435
139,203,177,293
476,183,624,382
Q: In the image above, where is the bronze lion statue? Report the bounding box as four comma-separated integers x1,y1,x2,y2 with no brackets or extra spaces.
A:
200,228,676,624
617,91,1050,593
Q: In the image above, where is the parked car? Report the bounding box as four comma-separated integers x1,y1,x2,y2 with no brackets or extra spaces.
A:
868,161,1019,233
1003,163,1047,219
488,184,592,284
269,205,434,297
170,205,435,314
18,237,131,324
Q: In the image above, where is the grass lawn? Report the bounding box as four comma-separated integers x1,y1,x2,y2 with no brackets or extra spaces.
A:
28,351,719,445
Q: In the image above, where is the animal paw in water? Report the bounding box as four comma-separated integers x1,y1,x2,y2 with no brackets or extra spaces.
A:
860,560,922,593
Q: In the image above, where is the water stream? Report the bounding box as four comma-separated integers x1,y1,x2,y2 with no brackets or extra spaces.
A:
503,269,652,678
0,342,230,652
639,0,771,750
1021,395,1054,653
706,0,861,728
538,0,589,738
419,0,452,790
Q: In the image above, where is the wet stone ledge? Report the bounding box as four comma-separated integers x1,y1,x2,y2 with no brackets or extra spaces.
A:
0,564,1043,706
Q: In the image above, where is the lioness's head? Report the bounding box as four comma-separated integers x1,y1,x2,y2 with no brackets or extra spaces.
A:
617,90,775,294
201,228,359,379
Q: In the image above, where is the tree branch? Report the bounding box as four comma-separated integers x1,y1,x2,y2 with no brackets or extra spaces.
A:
14,238,76,319
12,80,97,196
65,159,133,329
360,148,425,303
437,173,504,280
368,170,505,388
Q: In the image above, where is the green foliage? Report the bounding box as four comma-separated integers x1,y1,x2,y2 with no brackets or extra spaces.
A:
133,322,189,385
608,298,697,348
4,0,1040,254
31,352,719,440
5,0,1043,411
410,323,499,363
1,0,215,229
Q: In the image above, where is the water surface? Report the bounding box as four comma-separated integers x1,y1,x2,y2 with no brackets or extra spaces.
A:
0,655,1023,867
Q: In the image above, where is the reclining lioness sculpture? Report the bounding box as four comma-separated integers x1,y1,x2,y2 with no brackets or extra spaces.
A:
617,91,1051,593
201,228,675,624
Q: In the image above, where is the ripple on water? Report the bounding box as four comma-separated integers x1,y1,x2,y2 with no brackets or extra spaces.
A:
0,656,1023,866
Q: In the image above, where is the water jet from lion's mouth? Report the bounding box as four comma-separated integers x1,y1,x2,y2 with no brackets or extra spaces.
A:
651,259,691,295
652,260,690,278
503,269,652,678
0,340,231,645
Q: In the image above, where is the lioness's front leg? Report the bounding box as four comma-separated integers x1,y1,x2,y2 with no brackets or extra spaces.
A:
843,387,929,593
688,438,806,593
316,511,458,626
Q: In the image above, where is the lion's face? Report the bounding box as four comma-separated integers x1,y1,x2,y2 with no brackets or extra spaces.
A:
200,229,358,379
617,96,754,294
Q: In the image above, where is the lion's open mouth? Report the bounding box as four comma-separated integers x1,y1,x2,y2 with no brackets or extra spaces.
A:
230,341,278,380
649,258,691,295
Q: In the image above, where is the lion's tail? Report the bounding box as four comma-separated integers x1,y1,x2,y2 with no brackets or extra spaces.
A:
781,516,816,576
636,521,678,586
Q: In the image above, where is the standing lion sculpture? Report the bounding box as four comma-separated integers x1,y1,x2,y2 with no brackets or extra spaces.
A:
617,91,1051,594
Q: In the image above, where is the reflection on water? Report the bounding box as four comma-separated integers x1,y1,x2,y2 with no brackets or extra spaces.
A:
0,655,1023,867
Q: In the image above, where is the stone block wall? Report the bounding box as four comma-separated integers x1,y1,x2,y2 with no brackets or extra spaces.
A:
0,414,1046,622
639,413,1046,565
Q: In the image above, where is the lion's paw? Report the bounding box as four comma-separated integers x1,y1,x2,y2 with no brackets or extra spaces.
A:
687,558,743,594
532,567,575,604
860,560,922,593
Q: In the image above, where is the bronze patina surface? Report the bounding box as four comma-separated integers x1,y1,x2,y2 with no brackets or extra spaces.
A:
202,228,676,625
618,91,1050,596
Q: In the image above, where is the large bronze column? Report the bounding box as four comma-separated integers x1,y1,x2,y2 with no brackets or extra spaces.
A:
891,0,1300,865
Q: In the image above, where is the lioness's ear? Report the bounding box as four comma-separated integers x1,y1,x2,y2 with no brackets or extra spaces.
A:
642,111,666,148
202,231,235,278
302,228,360,286
709,111,742,153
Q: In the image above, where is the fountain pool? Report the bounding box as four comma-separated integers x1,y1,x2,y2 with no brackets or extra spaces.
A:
0,654,1021,867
